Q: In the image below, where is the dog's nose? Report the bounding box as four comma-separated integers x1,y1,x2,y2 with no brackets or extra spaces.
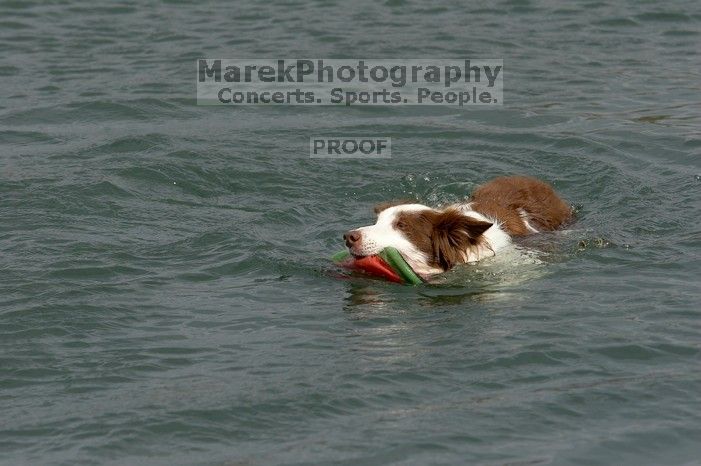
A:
343,230,362,248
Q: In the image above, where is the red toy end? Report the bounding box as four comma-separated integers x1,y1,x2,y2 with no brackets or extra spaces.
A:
338,255,404,283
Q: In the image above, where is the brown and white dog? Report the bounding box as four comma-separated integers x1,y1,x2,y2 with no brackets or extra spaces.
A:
343,176,572,278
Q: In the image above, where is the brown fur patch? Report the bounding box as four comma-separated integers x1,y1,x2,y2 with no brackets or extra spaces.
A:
373,199,416,215
396,208,492,271
469,176,571,236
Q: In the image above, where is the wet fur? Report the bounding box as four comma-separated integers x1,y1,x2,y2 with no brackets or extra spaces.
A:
347,176,572,277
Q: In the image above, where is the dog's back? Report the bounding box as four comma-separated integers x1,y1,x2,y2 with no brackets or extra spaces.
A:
469,176,572,236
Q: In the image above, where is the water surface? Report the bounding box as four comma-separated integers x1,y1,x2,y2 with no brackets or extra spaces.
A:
1,0,700,465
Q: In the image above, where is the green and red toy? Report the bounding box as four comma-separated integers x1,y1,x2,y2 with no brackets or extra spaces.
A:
331,247,423,285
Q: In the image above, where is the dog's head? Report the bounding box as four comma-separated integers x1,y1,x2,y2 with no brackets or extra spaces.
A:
344,201,493,276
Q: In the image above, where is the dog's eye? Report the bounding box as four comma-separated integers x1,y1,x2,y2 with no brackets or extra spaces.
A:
396,221,407,230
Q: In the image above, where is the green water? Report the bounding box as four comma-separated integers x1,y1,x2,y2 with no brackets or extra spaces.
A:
1,1,700,465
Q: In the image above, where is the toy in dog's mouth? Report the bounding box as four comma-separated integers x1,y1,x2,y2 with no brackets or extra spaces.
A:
331,247,424,285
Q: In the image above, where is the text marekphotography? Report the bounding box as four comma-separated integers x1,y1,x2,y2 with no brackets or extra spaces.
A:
197,59,503,107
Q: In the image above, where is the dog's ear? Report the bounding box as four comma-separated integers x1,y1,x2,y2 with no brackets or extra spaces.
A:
431,209,492,270
373,199,415,215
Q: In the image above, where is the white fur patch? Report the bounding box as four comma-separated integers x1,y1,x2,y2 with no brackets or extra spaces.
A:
517,208,539,233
